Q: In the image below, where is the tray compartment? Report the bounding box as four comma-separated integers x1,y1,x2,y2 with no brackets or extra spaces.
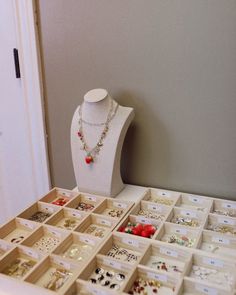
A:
211,198,236,218
22,225,69,254
139,241,192,276
65,193,104,212
78,255,134,292
53,232,101,264
185,252,236,291
39,188,79,206
204,214,236,236
116,215,161,239
94,198,133,219
130,200,172,222
18,202,60,223
98,232,148,265
175,193,213,213
0,246,44,280
0,218,39,244
155,222,201,248
75,214,117,239
166,207,207,228
123,265,181,295
142,188,180,206
24,255,79,293
46,208,87,231
177,277,234,295
196,230,236,258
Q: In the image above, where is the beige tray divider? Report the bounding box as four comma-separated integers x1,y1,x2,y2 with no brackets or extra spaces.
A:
153,222,165,240
52,233,74,256
44,209,64,226
0,240,15,258
0,219,19,240
21,226,45,248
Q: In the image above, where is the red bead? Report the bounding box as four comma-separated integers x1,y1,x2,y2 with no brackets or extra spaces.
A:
141,230,150,238
132,228,140,235
144,224,156,235
77,131,81,137
85,156,93,164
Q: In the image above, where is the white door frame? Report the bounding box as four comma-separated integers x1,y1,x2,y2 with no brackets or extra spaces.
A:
12,0,51,195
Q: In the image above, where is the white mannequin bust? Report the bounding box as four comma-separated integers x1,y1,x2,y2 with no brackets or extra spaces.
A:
71,88,134,197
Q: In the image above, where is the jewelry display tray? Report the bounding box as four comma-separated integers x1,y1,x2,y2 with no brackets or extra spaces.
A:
0,185,235,295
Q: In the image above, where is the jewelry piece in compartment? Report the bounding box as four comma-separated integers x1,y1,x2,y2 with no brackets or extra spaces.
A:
207,224,236,236
44,268,73,291
151,260,182,273
166,234,195,248
107,244,139,263
89,267,126,290
149,197,173,206
29,211,51,223
171,215,199,227
191,265,234,287
213,209,236,218
62,243,93,261
3,258,36,278
128,278,162,295
107,209,124,218
11,235,25,244
52,197,69,206
76,202,94,211
138,209,165,221
119,222,157,238
33,236,60,253
61,218,77,230
84,225,107,238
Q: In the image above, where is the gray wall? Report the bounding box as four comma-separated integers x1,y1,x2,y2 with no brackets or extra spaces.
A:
38,0,236,199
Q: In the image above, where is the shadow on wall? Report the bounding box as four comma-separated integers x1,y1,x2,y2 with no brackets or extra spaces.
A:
118,91,171,187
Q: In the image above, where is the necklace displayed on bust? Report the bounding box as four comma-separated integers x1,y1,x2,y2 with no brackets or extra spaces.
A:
77,99,118,164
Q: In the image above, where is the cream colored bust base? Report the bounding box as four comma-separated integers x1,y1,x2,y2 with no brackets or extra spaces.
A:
71,89,134,197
